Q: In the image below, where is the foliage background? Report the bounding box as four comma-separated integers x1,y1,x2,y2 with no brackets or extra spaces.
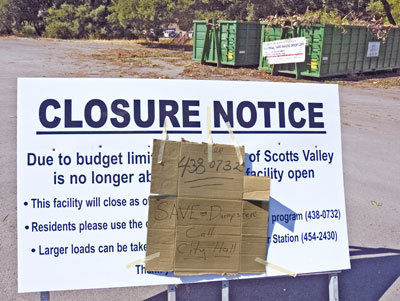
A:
0,0,399,38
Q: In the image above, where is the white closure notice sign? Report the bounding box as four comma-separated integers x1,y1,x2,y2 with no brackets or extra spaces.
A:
18,79,350,292
262,37,307,64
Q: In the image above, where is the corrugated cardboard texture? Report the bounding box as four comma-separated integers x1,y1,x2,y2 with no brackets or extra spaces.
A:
243,176,271,201
150,140,180,195
177,142,244,200
146,139,270,275
240,200,269,273
146,196,176,271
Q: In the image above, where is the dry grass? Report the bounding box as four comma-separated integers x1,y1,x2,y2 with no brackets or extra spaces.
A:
68,38,400,88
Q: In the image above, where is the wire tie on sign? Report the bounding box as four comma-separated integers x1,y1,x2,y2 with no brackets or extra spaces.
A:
225,121,243,165
157,117,170,164
126,252,160,269
207,106,213,163
255,257,297,277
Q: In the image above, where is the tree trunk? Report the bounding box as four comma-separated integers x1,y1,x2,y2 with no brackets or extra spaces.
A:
33,22,42,36
353,0,359,13
380,0,396,25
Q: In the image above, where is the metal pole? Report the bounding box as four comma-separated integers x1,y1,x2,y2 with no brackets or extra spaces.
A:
40,292,49,301
328,273,339,301
222,280,229,301
167,285,176,301
212,20,222,68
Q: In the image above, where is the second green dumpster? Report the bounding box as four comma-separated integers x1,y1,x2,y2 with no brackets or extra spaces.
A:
259,23,400,78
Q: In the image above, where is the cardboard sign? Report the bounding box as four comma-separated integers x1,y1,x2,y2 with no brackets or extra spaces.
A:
146,139,270,275
262,37,306,64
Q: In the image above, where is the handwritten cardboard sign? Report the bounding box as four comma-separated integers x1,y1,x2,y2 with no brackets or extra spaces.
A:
146,139,270,275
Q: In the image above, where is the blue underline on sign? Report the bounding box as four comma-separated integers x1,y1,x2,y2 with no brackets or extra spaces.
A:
36,130,203,135
211,130,327,134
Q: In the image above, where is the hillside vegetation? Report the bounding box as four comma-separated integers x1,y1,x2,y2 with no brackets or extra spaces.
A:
0,0,399,39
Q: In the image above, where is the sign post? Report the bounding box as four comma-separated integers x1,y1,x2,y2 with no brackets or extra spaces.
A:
329,273,340,301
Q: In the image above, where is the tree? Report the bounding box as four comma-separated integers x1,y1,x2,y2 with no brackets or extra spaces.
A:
170,0,230,31
111,0,175,36
380,0,396,25
45,3,90,38
7,0,53,35
0,0,13,34
367,0,399,25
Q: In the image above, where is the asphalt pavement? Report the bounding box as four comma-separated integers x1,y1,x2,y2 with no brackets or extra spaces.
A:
0,37,399,301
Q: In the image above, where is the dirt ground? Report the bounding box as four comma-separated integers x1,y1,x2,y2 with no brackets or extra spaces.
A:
0,36,399,301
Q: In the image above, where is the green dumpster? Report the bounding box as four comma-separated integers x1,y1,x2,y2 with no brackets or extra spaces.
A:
259,23,400,78
193,20,261,66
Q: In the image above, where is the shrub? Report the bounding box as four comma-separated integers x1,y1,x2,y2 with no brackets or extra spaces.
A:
45,3,90,39
0,0,13,34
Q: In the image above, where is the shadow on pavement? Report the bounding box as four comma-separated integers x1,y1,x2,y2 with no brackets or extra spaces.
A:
340,246,400,301
147,245,400,301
